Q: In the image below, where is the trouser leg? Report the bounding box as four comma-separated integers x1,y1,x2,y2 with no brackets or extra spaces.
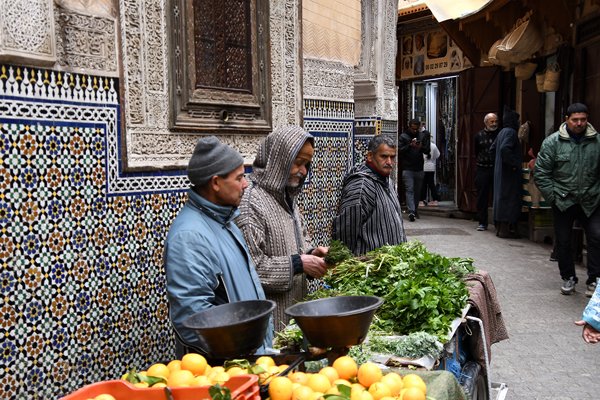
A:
553,205,577,281
581,206,600,285
475,167,492,226
402,170,416,213
413,171,425,213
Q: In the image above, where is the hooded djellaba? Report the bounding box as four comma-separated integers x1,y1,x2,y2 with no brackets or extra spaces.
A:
491,106,523,238
236,126,320,331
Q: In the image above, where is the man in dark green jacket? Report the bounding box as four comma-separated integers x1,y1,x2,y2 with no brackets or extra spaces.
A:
535,103,600,296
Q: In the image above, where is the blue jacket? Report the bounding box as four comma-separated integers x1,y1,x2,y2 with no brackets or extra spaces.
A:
164,189,273,350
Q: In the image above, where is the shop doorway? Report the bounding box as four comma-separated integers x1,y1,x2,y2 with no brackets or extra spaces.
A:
407,77,458,205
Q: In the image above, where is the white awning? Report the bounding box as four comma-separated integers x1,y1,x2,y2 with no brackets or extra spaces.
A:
424,0,493,21
398,0,494,22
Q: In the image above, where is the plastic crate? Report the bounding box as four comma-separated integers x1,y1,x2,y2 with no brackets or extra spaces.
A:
61,374,260,400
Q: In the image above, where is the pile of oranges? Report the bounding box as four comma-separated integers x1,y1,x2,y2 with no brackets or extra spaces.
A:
269,356,427,400
120,353,428,400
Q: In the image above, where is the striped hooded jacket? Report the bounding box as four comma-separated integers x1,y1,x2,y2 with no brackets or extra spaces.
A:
236,126,315,331
333,163,407,255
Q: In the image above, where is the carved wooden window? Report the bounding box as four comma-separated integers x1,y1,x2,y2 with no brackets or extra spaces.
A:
169,0,271,132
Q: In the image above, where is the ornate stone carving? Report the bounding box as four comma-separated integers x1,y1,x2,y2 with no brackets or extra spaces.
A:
0,0,56,65
303,58,354,102
54,6,118,76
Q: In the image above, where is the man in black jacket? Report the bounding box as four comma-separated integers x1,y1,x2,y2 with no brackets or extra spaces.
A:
398,118,430,221
474,113,499,231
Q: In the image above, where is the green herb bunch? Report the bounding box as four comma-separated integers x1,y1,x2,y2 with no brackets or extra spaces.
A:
309,241,475,341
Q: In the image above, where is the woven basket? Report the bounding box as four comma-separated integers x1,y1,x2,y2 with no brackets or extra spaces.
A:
502,16,543,63
535,72,546,92
489,39,511,67
543,63,560,92
515,62,537,80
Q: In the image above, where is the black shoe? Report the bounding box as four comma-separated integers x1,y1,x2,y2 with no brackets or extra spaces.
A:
415,212,420,219
408,213,415,222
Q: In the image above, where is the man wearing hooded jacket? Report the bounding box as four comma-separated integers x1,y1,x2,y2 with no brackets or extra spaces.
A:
535,103,600,296
237,126,330,331
333,135,407,255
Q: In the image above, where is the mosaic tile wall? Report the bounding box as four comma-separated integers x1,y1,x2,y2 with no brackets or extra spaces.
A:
0,66,357,399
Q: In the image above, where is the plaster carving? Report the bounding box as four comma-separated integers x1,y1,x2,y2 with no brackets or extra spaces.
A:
54,7,118,75
0,0,56,65
55,0,116,18
303,58,354,102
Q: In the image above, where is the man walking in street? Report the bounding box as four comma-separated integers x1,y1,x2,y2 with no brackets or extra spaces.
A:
474,113,499,231
398,119,430,221
237,126,330,331
333,135,406,255
535,103,600,296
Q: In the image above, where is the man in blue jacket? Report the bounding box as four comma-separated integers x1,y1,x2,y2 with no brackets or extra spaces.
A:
164,136,273,356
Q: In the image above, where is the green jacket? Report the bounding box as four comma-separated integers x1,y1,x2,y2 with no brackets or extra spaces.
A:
534,122,600,216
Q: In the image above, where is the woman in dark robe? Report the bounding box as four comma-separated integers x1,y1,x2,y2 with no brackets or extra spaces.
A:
491,106,523,238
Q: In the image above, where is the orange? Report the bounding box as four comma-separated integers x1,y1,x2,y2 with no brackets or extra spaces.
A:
332,378,352,388
357,362,382,388
278,364,290,372
256,356,276,368
181,353,208,376
210,371,230,385
352,389,374,400
307,373,331,393
289,371,309,385
332,356,358,380
226,366,247,377
133,381,149,388
167,360,182,372
318,366,339,384
380,372,403,396
146,363,170,379
368,381,391,400
269,376,294,400
193,375,212,386
401,374,426,395
400,387,426,400
292,385,314,400
95,395,117,400
152,382,167,388
167,369,195,387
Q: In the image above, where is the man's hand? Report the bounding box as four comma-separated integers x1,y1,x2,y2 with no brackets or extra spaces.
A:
574,320,600,344
301,254,328,278
311,246,329,257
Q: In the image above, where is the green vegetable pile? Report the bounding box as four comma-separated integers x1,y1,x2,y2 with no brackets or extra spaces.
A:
310,241,475,341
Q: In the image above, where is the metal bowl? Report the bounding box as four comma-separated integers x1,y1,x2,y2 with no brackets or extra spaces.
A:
183,300,276,358
284,296,383,348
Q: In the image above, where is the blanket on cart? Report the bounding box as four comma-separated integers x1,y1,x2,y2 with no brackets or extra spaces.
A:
465,270,509,375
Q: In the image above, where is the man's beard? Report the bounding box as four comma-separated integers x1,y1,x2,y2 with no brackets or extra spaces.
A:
287,173,305,188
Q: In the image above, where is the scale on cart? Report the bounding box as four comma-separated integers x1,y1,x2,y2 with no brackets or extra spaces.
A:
184,296,384,398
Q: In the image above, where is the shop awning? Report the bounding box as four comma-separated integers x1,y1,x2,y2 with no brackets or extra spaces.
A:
423,0,493,22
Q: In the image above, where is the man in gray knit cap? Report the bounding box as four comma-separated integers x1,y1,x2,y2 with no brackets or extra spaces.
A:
164,136,273,357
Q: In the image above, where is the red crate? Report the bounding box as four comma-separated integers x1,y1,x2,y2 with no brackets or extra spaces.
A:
61,374,260,400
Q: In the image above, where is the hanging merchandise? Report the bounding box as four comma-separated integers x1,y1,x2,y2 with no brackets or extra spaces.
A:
515,62,537,80
535,71,546,92
543,62,561,92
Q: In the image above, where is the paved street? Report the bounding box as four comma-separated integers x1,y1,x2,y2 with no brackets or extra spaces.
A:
404,212,599,399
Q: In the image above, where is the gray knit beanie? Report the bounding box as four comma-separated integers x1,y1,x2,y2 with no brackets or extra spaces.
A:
187,136,244,187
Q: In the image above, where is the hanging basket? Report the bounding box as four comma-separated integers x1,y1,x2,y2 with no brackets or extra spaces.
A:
535,72,546,92
543,63,560,92
489,39,511,67
515,62,537,80
503,17,543,63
